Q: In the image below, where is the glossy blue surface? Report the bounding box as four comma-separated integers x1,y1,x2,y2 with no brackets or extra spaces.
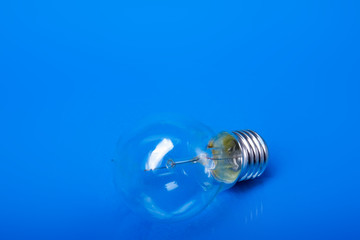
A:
0,0,359,239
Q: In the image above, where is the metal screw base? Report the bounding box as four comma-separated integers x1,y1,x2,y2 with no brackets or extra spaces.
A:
232,130,269,182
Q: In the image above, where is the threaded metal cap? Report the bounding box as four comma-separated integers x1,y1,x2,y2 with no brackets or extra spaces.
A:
232,130,269,182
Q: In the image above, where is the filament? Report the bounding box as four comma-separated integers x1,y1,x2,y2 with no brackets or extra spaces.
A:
144,156,240,171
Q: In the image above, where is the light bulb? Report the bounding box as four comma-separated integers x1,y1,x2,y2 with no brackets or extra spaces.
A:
113,119,268,221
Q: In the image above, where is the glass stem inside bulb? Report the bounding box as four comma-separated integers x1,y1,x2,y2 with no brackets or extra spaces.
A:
143,131,245,184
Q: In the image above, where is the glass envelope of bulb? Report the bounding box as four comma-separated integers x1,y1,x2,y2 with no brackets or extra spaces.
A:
114,120,243,220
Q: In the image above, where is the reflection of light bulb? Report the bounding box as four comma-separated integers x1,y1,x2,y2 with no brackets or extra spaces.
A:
113,120,268,220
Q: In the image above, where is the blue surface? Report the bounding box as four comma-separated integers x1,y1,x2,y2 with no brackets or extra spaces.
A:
1,0,360,239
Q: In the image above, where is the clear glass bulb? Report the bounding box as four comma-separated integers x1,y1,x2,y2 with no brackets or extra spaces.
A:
113,119,268,221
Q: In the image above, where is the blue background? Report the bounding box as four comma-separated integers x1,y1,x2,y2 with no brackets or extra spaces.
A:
1,0,360,239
